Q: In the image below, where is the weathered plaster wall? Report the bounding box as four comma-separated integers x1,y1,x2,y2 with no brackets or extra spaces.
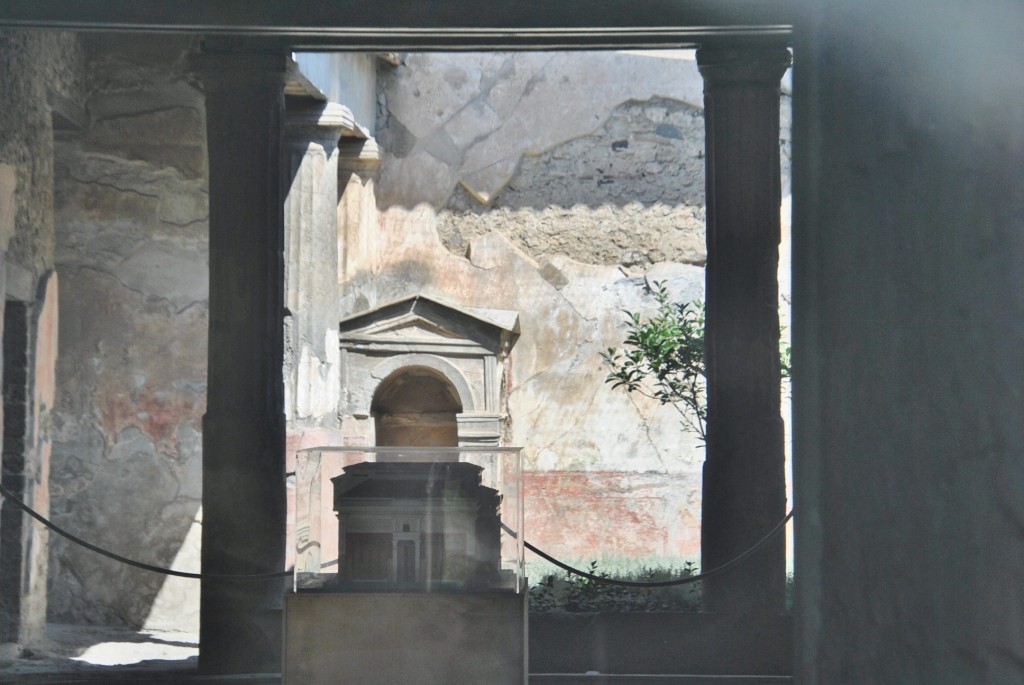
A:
438,98,707,268
345,209,706,570
0,29,83,646
357,51,750,571
52,35,207,630
0,31,83,271
376,52,705,205
44,40,376,629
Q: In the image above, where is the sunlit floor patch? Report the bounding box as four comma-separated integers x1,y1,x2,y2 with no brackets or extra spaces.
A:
70,631,198,666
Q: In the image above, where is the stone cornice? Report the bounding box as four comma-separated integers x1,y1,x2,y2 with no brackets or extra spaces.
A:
285,101,357,133
338,138,381,171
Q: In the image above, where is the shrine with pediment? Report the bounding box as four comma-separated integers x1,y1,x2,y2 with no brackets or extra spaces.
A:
337,295,519,449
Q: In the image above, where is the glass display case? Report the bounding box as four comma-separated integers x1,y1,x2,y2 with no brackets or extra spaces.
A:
294,447,524,593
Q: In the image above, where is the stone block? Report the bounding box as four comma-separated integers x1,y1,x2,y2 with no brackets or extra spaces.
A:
284,591,527,685
529,612,792,675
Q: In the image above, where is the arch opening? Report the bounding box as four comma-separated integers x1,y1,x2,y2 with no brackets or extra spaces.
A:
371,366,463,447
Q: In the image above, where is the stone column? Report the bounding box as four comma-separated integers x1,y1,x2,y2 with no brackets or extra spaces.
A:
337,137,380,293
283,101,352,427
192,52,288,674
697,47,791,615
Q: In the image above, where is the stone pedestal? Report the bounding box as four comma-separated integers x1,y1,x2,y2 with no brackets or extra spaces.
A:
192,51,289,674
284,591,527,685
697,47,791,616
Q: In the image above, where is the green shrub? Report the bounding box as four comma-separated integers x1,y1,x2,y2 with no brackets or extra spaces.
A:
529,561,701,613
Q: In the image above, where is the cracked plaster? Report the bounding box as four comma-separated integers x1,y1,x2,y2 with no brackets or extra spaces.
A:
369,51,791,570
51,36,207,630
377,51,705,206
343,201,706,565
379,53,710,269
368,51,728,568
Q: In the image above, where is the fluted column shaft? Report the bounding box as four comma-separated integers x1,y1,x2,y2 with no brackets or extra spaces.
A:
283,101,353,425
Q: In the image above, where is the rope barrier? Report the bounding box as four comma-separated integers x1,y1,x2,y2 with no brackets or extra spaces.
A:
0,481,291,581
0,480,792,587
505,509,793,588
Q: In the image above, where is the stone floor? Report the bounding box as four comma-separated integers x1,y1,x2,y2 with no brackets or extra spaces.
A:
0,624,201,683
0,625,792,684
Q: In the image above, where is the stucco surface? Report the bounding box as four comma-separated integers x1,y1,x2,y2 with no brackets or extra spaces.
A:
377,51,716,267
0,30,82,270
367,51,721,569
0,29,83,646
51,35,206,629
376,51,705,207
438,98,708,268
343,205,706,566
34,46,789,631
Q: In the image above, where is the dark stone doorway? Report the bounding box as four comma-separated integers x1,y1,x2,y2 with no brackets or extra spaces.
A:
0,301,29,642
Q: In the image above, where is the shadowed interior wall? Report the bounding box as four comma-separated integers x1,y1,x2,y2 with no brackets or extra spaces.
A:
0,29,83,645
51,34,207,630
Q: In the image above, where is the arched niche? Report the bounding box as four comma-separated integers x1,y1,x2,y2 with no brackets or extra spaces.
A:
369,353,476,412
371,365,463,447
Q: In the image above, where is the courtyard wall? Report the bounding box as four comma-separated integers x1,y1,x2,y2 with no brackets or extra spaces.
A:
52,35,207,630
0,28,83,645
8,45,790,634
353,50,796,573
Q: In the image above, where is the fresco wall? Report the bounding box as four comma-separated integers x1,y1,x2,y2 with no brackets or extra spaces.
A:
352,50,797,573
19,45,790,634
52,35,208,630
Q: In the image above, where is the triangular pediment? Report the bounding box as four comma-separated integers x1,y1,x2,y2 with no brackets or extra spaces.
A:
340,295,519,352
360,314,464,341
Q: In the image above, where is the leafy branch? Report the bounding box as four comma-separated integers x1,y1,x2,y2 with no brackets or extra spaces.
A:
603,280,791,445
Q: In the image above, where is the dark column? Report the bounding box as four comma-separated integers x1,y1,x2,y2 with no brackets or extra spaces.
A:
192,52,288,674
697,47,791,615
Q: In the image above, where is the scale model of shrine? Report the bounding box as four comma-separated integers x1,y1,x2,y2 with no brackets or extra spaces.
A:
331,461,504,590
288,447,527,684
285,291,526,684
